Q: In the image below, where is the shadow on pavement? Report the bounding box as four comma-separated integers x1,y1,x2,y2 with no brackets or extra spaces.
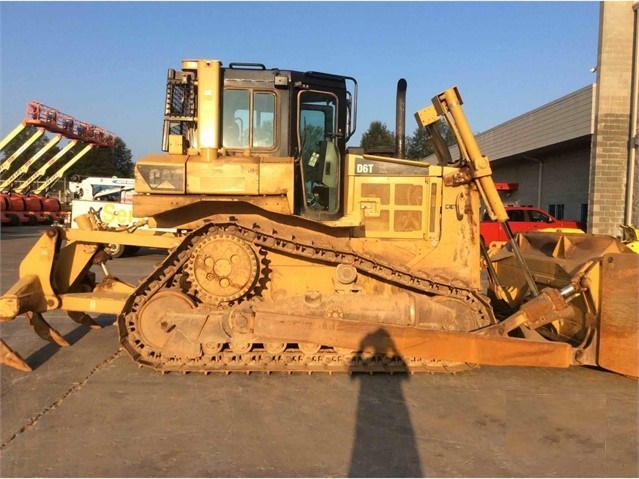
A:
348,328,423,477
121,247,167,258
22,313,116,370
24,324,92,369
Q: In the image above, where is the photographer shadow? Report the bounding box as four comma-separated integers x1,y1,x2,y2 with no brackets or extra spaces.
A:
348,328,423,477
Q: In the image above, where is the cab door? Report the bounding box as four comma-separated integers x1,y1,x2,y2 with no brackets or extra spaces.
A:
296,90,341,217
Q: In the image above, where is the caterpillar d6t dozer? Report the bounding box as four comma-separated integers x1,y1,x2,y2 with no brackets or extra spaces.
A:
1,59,637,376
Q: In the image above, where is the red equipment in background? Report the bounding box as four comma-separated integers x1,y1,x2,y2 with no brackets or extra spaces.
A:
0,101,115,226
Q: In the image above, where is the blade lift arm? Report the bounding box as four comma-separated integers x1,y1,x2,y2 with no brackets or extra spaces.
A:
415,87,540,297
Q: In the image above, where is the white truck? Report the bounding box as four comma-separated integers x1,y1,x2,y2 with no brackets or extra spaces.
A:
68,177,141,257
68,176,135,201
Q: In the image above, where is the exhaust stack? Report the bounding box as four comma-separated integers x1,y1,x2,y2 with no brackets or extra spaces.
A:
395,78,407,159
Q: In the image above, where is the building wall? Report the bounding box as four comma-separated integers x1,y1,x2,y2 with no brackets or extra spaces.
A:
541,149,591,222
589,1,636,234
491,141,591,222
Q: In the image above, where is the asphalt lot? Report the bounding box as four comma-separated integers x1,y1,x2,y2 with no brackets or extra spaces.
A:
0,225,637,477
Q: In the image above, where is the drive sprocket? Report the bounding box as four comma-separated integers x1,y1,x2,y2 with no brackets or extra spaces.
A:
184,233,260,305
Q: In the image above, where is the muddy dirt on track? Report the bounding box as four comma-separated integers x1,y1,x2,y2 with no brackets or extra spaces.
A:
0,225,637,477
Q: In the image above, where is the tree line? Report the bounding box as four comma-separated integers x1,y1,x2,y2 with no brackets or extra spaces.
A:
358,119,456,160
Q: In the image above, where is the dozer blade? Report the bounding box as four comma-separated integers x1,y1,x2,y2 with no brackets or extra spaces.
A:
598,252,639,377
26,311,70,347
0,339,32,372
254,311,573,369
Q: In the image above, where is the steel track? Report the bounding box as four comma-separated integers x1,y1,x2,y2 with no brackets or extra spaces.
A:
118,219,495,374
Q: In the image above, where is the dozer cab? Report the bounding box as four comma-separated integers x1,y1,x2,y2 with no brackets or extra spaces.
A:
1,59,637,376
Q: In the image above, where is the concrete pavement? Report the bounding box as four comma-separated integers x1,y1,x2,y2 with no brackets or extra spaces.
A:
1,226,637,477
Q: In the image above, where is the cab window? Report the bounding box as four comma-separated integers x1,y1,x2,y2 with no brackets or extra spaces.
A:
253,93,275,147
223,89,276,149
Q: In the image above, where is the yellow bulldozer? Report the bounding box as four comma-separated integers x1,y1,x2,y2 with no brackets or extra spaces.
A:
1,59,637,376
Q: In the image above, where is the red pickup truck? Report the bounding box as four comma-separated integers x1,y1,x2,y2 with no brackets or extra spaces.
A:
480,206,585,246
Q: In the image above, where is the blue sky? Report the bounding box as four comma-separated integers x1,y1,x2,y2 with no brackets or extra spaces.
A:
1,1,600,161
